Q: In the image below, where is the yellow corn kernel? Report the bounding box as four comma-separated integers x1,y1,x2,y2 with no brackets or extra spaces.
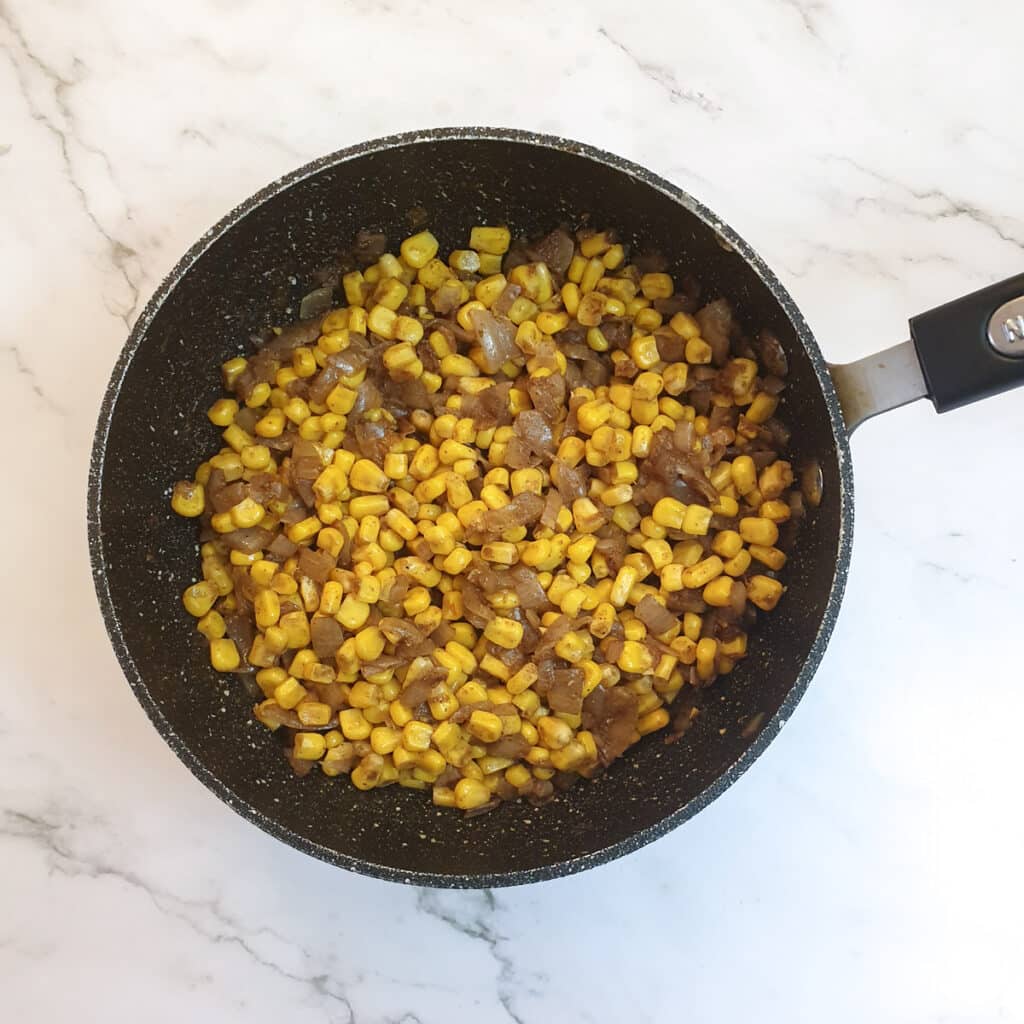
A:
572,497,605,533
263,626,288,656
454,300,486,333
281,511,321,544
680,556,724,589
392,746,417,771
474,272,509,307
289,731,327,761
576,399,613,434
346,458,388,494
624,425,650,461
575,256,602,295
440,353,480,378
255,667,288,698
479,653,510,682
439,546,471,575
171,480,206,518
382,342,423,382
759,460,794,501
196,608,226,641
731,455,757,495
563,535,594,566
629,371,659,402
466,710,503,744
536,715,572,750
535,310,569,335
294,698,333,728
747,574,785,611
739,517,780,546
749,544,787,571
414,749,446,778
182,581,217,617
696,637,718,681
365,304,396,340
291,346,317,378
682,336,711,365
335,269,364,306
350,625,383,663
602,243,625,269
551,438,583,470
333,595,368,631
720,548,753,581
356,515,380,545
746,392,780,424
483,616,524,649
600,484,633,507
681,504,712,537
626,333,659,374
760,499,792,523
221,356,247,387
373,273,408,309
207,398,239,427
208,638,240,672
438,438,476,465
402,586,431,617
398,720,432,753
337,708,371,741
504,664,538,697
637,708,670,736
210,512,234,534
381,508,415,543
502,763,531,789
607,565,638,608
273,676,307,710
632,305,662,332
352,497,392,523
640,273,673,299
454,777,492,810
368,725,400,756
481,542,518,565
711,530,743,560
652,497,687,530
702,576,735,608
350,753,384,790
559,282,581,319
399,229,439,269
249,588,279,629
469,226,511,255
313,579,341,616
445,248,481,276
586,602,614,639
617,639,653,674
227,497,263,529
510,467,544,496
554,629,591,663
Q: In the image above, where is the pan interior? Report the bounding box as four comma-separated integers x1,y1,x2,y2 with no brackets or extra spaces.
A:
92,133,847,884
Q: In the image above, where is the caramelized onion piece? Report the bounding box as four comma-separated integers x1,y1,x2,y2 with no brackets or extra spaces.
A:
635,595,678,636
695,298,734,366
469,308,517,374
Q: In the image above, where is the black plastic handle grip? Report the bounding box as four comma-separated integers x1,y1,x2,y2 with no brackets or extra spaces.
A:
909,272,1024,413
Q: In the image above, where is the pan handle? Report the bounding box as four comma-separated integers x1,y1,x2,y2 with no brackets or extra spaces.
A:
830,272,1024,433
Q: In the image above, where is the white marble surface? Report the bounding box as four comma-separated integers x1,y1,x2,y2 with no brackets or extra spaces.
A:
2,0,1023,1020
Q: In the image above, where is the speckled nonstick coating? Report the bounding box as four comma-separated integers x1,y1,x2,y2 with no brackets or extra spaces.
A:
88,128,854,888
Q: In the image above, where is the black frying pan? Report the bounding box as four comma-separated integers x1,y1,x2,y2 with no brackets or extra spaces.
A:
88,128,1024,887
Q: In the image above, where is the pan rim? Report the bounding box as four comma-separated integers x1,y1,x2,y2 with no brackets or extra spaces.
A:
87,126,855,888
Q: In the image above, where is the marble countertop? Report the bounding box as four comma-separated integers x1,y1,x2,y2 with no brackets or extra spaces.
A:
3,1,1023,1020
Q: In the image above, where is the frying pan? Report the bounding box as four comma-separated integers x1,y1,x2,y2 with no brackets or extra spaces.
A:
88,128,1024,887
